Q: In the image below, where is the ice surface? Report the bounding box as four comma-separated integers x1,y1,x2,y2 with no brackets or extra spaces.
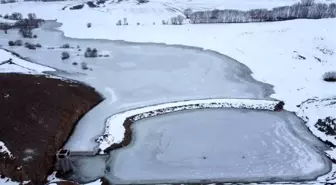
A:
0,22,273,151
106,109,330,184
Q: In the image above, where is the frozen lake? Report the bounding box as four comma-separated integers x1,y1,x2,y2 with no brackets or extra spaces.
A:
104,109,330,184
0,21,332,183
0,21,274,151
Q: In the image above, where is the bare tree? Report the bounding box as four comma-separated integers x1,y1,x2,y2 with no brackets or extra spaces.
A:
184,8,193,18
18,27,33,38
301,0,315,6
176,15,185,24
170,17,178,25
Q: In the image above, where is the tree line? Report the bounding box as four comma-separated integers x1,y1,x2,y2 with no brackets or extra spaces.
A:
190,2,336,23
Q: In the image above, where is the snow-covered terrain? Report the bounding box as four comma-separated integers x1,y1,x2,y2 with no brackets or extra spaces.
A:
0,49,54,73
1,0,336,184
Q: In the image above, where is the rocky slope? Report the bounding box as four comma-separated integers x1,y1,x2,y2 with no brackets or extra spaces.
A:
0,73,102,184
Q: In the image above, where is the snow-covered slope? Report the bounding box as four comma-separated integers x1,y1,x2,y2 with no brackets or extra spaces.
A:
0,49,55,73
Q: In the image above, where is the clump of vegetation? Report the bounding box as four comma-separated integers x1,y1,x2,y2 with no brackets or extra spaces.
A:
123,18,128,25
323,71,336,82
61,44,70,48
33,34,37,38
24,42,36,50
84,47,98,58
137,22,140,26
19,27,33,38
14,40,23,46
81,62,88,70
162,20,167,25
87,22,92,28
8,41,15,46
183,8,193,19
116,20,122,26
35,43,42,48
61,51,70,60
72,62,78,65
70,4,84,10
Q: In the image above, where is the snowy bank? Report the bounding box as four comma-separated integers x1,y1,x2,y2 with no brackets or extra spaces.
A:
0,49,55,74
96,98,282,153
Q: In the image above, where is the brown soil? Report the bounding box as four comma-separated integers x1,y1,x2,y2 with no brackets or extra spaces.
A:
0,73,103,184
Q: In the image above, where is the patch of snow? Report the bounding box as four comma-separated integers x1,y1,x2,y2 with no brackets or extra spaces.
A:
0,141,13,159
0,17,16,24
0,49,55,73
96,98,280,152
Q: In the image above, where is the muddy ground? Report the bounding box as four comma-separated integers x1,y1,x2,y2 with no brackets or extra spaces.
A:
0,73,102,184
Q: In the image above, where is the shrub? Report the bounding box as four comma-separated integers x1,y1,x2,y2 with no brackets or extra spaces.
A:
162,20,167,25
19,27,33,38
177,15,185,24
8,41,15,46
70,4,84,10
3,14,9,19
103,54,109,57
137,22,140,25
72,62,78,65
11,12,23,20
33,35,37,38
137,0,148,4
35,43,42,48
116,20,122,26
61,44,70,48
123,18,128,25
171,17,178,25
81,62,88,70
87,22,92,28
14,40,23,46
323,71,336,82
24,42,36,50
84,47,92,57
184,8,193,18
61,51,70,60
91,48,98,57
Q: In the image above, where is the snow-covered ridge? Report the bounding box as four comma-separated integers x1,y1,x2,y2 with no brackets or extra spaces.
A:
95,98,282,153
0,49,55,74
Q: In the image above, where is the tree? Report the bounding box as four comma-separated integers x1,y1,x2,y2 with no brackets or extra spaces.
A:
184,8,193,18
14,40,23,46
170,17,178,25
176,15,185,24
27,13,36,20
91,48,98,57
81,62,88,70
116,20,122,26
123,18,128,25
18,27,33,38
301,0,314,6
11,12,23,20
61,52,70,60
84,48,92,58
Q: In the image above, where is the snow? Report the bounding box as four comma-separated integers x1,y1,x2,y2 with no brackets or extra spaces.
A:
0,141,13,159
96,98,280,152
0,17,16,24
107,109,330,184
0,49,55,73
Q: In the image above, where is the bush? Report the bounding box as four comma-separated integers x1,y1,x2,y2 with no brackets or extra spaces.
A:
84,47,92,57
91,48,98,57
116,20,122,26
171,17,178,25
123,18,128,25
70,4,84,10
61,44,70,48
8,41,15,46
11,12,23,20
87,22,92,28
61,51,70,60
137,0,148,4
14,40,23,46
176,15,185,24
33,35,37,38
72,62,78,65
19,27,33,38
184,8,193,18
162,20,167,25
24,42,36,50
323,71,336,82
81,62,88,70
137,22,140,25
35,43,42,48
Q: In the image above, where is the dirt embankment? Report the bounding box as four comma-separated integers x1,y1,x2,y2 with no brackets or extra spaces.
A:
0,73,103,184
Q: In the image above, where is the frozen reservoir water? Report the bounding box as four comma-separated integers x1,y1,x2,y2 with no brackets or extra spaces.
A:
105,109,330,184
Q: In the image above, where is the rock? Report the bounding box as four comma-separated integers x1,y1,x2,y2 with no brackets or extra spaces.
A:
0,73,102,184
